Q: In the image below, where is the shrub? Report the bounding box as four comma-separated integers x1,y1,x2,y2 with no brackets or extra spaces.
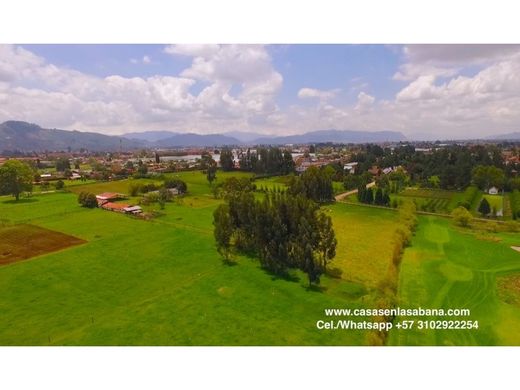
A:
451,206,472,227
78,191,97,208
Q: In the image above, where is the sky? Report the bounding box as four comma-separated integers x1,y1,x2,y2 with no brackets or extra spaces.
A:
1,44,520,139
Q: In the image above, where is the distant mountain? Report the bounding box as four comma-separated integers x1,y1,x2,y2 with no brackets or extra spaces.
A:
222,131,266,143
122,130,179,142
0,121,147,152
252,129,407,144
487,132,520,140
158,133,241,147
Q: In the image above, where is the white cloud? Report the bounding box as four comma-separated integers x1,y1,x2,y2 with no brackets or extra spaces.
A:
297,87,339,101
355,91,375,108
142,55,151,64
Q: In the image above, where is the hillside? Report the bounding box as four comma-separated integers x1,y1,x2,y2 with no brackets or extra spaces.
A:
0,121,146,152
253,129,407,144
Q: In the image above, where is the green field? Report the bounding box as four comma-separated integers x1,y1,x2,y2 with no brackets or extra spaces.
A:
395,188,463,214
389,215,520,346
0,171,393,345
1,171,519,345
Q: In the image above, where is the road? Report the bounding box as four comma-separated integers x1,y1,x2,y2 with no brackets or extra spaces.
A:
335,181,375,201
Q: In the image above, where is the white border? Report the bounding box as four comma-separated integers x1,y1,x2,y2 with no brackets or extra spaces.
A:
0,0,520,43
0,347,518,389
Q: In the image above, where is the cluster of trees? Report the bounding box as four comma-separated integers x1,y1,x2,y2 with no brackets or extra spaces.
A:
129,179,187,197
357,186,390,206
238,147,295,175
471,165,505,190
78,192,98,208
287,166,334,203
350,144,518,191
0,159,35,201
213,179,337,286
219,149,235,171
213,177,256,199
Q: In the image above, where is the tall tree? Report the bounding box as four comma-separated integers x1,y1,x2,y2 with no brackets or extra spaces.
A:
220,149,235,171
478,197,491,216
0,159,35,201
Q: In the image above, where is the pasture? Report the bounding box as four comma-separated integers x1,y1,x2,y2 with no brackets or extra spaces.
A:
388,215,520,346
0,173,387,346
1,170,519,345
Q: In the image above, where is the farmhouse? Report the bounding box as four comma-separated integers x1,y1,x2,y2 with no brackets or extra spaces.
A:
344,162,358,173
488,187,499,195
96,192,125,201
101,202,130,212
123,205,143,215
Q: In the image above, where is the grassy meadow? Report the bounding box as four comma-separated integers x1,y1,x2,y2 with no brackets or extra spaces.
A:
1,170,519,345
388,215,520,346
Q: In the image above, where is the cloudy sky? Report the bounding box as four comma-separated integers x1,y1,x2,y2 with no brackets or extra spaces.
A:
1,44,520,139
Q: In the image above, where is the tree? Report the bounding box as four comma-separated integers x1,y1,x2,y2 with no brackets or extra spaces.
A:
478,197,491,217
428,175,440,189
213,204,234,262
55,180,65,190
155,152,160,164
55,158,71,172
374,188,384,205
219,149,234,171
471,165,505,190
0,159,35,201
207,161,217,185
451,206,472,227
78,192,98,208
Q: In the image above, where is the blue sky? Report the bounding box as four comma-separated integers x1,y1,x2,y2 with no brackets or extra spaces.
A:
2,44,520,138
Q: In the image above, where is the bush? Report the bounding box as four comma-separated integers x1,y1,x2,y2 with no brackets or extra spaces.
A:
451,206,472,227
55,180,65,190
78,191,97,208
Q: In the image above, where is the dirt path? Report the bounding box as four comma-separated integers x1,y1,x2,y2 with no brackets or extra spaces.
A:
335,181,375,201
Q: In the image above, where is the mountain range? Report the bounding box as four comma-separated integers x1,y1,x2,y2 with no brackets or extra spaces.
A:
0,121,411,151
486,131,520,140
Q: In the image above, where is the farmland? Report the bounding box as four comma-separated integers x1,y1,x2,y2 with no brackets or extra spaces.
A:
0,172,392,346
394,188,464,214
1,170,519,345
388,216,520,346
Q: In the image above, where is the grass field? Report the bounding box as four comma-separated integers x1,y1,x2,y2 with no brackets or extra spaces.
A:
1,170,519,345
0,171,387,346
388,215,520,346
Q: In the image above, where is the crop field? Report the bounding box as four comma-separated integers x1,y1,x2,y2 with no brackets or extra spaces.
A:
389,216,520,346
0,224,85,265
396,188,462,213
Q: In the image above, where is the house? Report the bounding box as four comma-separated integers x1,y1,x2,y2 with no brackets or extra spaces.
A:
488,187,499,195
96,192,125,201
343,162,358,174
382,167,394,175
123,205,143,215
101,202,130,212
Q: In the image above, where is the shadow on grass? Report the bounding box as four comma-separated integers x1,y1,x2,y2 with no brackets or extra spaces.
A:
221,258,238,266
2,198,39,204
260,267,300,283
306,284,328,293
326,267,343,279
